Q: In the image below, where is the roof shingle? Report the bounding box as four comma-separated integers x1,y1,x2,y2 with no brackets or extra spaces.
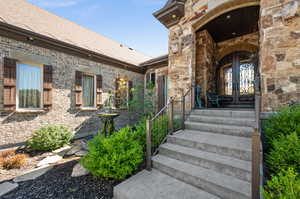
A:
0,0,152,65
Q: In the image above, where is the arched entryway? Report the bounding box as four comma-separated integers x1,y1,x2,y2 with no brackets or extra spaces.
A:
194,5,260,108
217,51,257,107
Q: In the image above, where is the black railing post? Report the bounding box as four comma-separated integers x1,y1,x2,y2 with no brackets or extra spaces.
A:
146,119,152,171
181,90,185,130
168,98,174,134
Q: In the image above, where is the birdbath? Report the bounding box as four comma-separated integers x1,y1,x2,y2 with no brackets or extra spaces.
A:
98,91,120,137
97,111,120,137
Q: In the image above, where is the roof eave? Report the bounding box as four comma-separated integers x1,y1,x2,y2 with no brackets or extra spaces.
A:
0,22,146,74
140,54,169,70
153,0,186,28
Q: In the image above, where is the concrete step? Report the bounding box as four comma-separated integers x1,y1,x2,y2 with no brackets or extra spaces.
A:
114,169,220,199
192,109,255,118
188,115,256,127
167,130,252,161
185,121,254,137
159,143,251,182
153,155,251,199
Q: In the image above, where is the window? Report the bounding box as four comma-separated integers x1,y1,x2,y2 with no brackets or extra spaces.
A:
150,73,156,85
115,77,129,109
82,74,95,108
17,63,43,110
146,72,156,89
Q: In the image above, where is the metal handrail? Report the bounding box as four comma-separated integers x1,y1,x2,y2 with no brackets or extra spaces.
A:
146,97,174,170
151,100,172,121
252,71,262,199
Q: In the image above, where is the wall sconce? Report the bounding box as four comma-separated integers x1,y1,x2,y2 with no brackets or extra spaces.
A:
27,37,34,41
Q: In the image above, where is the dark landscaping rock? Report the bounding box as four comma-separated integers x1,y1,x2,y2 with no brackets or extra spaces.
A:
1,161,114,199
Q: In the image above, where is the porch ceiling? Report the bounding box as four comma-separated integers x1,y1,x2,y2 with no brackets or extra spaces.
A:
198,6,259,43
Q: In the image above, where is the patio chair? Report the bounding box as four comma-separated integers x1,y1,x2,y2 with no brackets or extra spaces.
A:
207,93,221,108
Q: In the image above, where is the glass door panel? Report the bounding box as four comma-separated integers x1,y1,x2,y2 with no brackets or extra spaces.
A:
239,63,255,96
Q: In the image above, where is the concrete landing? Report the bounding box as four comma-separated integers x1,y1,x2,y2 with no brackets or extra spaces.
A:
114,169,220,199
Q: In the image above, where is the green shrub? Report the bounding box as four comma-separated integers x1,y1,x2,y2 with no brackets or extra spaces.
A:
131,115,170,152
27,125,73,152
267,132,300,174
264,105,300,150
263,168,300,199
131,117,147,150
80,127,143,180
152,114,169,149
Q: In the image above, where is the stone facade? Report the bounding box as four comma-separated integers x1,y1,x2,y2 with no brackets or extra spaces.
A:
0,36,144,148
260,0,300,111
165,0,299,111
196,30,216,100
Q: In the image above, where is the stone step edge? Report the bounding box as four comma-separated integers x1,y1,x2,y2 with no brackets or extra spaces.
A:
160,142,252,172
153,155,251,199
184,121,255,131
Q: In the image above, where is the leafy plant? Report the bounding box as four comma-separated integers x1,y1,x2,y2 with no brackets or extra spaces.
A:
81,127,143,180
152,114,169,150
131,117,147,150
267,132,300,174
0,150,28,169
128,83,156,116
263,168,300,199
27,125,73,152
264,105,300,151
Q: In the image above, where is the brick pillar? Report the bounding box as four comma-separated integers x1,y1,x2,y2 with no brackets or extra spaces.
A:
260,0,300,111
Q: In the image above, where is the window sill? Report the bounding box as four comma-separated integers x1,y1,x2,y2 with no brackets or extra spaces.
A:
16,109,45,114
80,107,98,111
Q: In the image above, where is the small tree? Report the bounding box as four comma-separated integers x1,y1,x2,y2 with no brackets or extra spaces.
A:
128,83,156,117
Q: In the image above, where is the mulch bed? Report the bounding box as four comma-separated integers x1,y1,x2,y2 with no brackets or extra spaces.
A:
0,150,53,182
1,161,117,199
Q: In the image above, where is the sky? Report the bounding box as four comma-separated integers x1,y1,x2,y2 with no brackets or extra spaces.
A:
26,0,169,58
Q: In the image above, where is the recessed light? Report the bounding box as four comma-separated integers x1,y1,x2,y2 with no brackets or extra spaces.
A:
232,32,236,35
226,15,231,19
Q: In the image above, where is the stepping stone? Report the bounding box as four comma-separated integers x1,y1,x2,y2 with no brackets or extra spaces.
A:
52,145,71,156
37,155,62,167
0,182,18,196
75,150,87,157
65,145,82,157
71,163,89,177
13,166,53,183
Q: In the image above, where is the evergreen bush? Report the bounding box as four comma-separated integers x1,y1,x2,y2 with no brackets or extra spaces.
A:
264,105,300,150
27,125,73,152
263,168,300,199
267,132,300,173
80,127,143,180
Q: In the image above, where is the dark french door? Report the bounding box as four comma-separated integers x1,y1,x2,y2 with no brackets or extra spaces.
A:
220,51,256,107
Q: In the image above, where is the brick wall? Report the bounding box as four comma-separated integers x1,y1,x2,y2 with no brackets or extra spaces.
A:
0,36,144,148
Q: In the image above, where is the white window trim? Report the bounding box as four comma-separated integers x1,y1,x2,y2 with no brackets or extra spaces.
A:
81,72,97,109
16,61,44,111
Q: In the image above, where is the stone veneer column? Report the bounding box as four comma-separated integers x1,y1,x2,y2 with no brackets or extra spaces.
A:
260,0,300,111
195,30,216,104
168,25,195,104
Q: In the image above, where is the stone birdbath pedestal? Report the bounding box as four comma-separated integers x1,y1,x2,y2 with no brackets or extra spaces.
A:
97,91,120,137
97,111,120,137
